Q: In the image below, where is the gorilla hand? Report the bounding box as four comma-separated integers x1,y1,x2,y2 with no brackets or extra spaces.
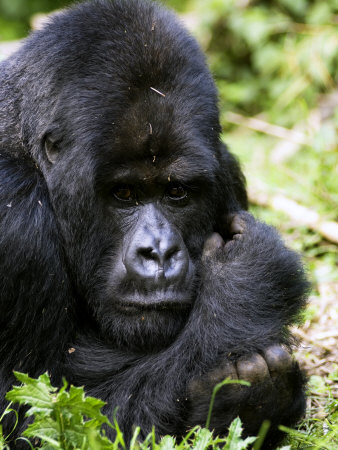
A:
186,345,305,445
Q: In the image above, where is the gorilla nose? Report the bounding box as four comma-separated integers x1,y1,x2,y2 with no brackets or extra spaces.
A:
123,205,190,284
125,236,188,282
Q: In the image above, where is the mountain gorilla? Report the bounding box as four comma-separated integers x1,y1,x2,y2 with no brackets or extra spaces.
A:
0,0,309,447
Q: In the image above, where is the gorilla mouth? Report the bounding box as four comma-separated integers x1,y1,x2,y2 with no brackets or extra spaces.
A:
114,292,193,313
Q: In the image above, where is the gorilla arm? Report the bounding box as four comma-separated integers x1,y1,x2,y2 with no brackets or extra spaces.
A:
182,212,309,442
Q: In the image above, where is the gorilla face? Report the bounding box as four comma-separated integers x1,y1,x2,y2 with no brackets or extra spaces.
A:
40,87,222,350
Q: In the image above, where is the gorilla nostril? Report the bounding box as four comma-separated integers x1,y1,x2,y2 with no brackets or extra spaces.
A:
165,246,179,261
138,247,159,261
138,245,179,266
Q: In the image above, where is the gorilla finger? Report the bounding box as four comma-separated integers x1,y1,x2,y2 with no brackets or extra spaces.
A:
264,346,294,408
219,361,238,380
236,353,269,383
230,214,246,235
205,362,239,386
264,345,293,377
202,232,225,258
188,361,238,396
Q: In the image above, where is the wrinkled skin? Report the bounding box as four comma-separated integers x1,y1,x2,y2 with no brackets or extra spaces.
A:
0,0,309,448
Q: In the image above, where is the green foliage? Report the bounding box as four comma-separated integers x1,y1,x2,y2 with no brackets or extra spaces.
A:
0,0,73,40
0,402,17,450
280,392,338,450
5,372,113,449
0,372,260,449
181,2,338,258
8,372,335,450
189,0,337,119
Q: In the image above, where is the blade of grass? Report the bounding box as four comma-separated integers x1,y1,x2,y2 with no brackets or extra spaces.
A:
253,420,270,450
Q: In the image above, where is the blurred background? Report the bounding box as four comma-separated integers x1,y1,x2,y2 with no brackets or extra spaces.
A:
0,0,337,447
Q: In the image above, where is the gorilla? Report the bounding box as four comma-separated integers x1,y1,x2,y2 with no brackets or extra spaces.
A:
0,0,309,447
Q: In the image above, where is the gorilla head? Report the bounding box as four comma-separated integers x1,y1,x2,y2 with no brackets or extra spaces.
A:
1,0,246,351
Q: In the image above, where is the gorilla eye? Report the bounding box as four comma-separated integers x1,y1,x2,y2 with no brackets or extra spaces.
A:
113,185,134,202
166,184,187,200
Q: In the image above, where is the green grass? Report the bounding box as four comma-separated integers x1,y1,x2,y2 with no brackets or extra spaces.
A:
0,373,258,450
2,372,337,449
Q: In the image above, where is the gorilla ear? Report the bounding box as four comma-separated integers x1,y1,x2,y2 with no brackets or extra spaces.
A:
44,134,60,164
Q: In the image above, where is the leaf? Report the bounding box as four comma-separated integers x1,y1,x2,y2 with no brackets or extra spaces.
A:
159,435,177,450
224,418,256,450
57,384,109,426
6,372,56,416
5,372,114,449
191,428,214,450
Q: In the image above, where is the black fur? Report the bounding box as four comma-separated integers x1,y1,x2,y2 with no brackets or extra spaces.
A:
0,0,308,448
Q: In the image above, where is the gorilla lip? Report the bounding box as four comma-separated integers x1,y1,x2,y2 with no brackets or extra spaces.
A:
114,295,192,313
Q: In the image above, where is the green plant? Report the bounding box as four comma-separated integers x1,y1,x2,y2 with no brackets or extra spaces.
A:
1,372,259,450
